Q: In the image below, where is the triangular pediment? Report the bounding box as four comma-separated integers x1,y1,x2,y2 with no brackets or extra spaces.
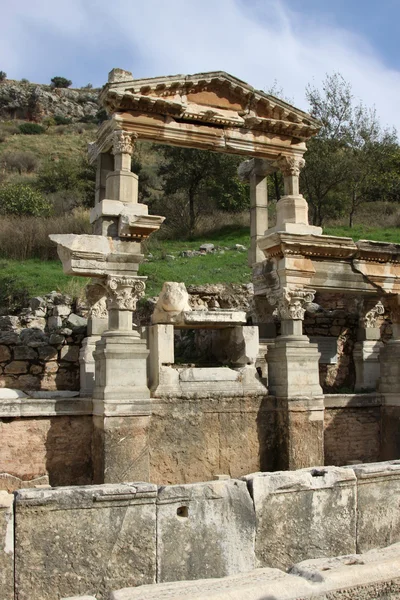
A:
101,69,320,140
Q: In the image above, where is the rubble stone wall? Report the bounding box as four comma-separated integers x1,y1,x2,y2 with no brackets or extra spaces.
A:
0,292,87,392
5,462,400,599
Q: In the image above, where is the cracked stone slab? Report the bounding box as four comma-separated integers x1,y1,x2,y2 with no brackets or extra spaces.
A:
14,483,157,600
156,479,256,583
242,466,357,569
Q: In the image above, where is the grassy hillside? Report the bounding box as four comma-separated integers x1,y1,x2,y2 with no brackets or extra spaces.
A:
2,224,400,312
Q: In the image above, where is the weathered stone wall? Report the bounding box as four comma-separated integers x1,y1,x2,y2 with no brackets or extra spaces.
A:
0,394,388,489
0,416,93,489
149,395,275,484
6,462,400,599
324,394,382,466
0,293,87,391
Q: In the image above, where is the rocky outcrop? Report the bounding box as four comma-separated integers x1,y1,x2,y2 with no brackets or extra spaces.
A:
0,81,99,122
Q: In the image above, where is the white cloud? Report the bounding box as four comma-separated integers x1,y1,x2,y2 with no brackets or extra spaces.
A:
3,0,400,131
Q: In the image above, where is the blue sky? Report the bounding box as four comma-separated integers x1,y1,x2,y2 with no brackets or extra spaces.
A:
3,0,400,130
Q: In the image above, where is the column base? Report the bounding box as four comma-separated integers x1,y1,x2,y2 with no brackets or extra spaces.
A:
267,335,323,398
93,331,150,411
270,195,322,236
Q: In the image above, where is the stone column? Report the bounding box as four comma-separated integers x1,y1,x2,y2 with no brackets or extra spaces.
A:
249,160,269,265
238,158,269,266
94,151,113,205
92,275,151,484
379,296,400,459
266,287,324,469
354,300,384,393
92,131,140,236
274,154,322,235
79,280,108,397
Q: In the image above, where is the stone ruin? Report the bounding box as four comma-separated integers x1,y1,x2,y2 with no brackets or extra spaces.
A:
2,68,400,599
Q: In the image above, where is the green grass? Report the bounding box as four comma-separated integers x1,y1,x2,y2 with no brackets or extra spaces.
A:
324,225,400,244
4,223,400,311
0,227,251,309
0,259,86,310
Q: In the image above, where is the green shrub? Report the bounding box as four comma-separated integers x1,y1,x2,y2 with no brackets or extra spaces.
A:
1,151,39,174
54,115,72,125
20,78,30,84
79,114,97,124
0,183,51,216
36,157,95,208
51,76,72,88
0,71,6,82
18,122,45,135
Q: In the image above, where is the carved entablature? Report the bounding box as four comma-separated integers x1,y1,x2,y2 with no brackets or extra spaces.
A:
106,276,146,311
89,70,321,163
267,286,315,321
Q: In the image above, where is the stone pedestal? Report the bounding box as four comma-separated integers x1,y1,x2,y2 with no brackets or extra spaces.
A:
267,334,323,399
266,288,324,469
270,155,322,235
268,335,324,470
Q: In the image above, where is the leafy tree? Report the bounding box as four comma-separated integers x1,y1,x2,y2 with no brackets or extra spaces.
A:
158,146,248,237
36,157,95,208
50,76,72,88
0,184,51,216
0,71,6,82
302,73,399,227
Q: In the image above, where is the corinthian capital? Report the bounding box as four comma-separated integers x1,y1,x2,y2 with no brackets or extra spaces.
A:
112,130,137,156
106,276,146,311
362,300,385,328
85,280,108,319
277,154,305,177
268,287,315,320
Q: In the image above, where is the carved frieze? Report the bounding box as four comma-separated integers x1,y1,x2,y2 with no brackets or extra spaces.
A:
268,286,315,320
106,276,146,311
